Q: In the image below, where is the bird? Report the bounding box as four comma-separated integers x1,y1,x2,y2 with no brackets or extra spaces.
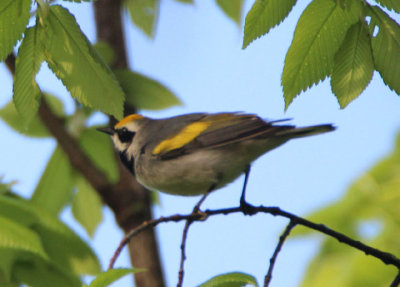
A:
98,112,334,211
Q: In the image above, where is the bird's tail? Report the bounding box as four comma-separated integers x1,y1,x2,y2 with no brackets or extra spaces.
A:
277,124,336,139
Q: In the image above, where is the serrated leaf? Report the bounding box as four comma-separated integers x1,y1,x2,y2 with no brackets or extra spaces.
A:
282,0,360,109
93,41,116,66
125,0,159,38
199,272,258,287
80,128,119,183
13,25,45,126
114,69,182,110
242,0,297,48
331,21,374,108
216,0,244,25
375,0,400,12
0,195,101,276
89,268,139,287
72,176,103,237
43,5,124,119
0,0,31,61
368,6,400,95
0,94,64,138
31,146,73,215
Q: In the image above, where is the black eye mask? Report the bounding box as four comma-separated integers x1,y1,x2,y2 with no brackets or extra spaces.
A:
117,127,136,143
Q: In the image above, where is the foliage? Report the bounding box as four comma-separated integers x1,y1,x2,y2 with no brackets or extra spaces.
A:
0,0,399,285
293,131,400,286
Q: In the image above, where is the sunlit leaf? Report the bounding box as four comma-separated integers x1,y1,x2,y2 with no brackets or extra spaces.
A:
93,41,116,66
72,176,103,237
282,0,360,109
13,25,45,126
216,0,244,25
199,272,258,287
31,147,73,215
368,5,400,95
125,0,159,38
89,268,139,287
43,5,124,119
331,21,374,108
114,69,182,110
0,0,31,61
243,0,297,48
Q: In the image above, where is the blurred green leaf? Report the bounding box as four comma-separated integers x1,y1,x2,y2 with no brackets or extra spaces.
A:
93,41,116,66
89,268,139,287
216,0,244,25
0,195,101,276
0,216,47,279
243,0,297,48
31,147,73,215
282,0,360,109
0,94,64,138
298,131,400,286
13,25,45,127
331,21,374,108
375,0,400,12
43,5,125,119
80,128,119,183
173,0,193,3
368,5,400,95
13,258,81,287
199,272,258,287
0,0,31,61
72,176,103,237
125,0,159,38
114,69,182,110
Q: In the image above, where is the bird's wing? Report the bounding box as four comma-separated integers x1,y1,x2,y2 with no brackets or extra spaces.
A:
153,113,294,160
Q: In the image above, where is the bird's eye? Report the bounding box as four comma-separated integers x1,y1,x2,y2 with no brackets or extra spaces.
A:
117,127,135,143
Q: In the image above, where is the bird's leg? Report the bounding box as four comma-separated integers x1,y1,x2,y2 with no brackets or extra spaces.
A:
192,183,216,214
240,165,257,215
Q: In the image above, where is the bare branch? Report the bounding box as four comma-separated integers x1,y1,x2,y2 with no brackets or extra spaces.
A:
109,204,400,282
264,221,296,287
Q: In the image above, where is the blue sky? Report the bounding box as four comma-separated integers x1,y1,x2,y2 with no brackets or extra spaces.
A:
1,0,400,286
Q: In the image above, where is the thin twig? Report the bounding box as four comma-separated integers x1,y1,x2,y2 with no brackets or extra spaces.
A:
109,205,400,272
264,220,297,287
390,271,400,287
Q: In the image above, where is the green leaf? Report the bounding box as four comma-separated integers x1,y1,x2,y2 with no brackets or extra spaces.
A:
0,195,101,276
173,0,193,3
89,268,139,287
368,6,400,95
114,69,182,110
72,176,103,237
31,146,73,215
282,0,360,109
375,0,400,12
242,0,297,48
331,21,374,108
93,41,116,66
80,128,119,183
216,0,244,25
0,0,31,61
43,5,124,119
13,24,45,128
199,272,258,287
0,94,64,138
0,216,48,279
125,0,159,38
13,258,81,287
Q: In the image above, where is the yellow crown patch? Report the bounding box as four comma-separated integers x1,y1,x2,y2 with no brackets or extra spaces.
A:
115,114,144,129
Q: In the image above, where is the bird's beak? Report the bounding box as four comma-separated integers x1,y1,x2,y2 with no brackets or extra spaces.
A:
96,127,115,135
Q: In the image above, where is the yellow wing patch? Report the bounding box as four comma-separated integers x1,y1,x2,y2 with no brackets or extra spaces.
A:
153,121,211,155
115,114,144,129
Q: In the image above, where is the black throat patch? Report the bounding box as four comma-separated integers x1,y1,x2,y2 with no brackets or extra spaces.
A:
119,151,135,175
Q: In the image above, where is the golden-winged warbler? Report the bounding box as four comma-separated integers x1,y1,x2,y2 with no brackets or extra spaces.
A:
98,112,334,209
